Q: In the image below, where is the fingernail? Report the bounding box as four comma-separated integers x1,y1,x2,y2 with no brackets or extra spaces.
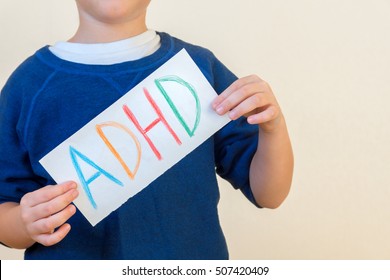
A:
69,205,77,214
71,189,79,198
216,106,224,115
228,111,236,120
66,181,77,189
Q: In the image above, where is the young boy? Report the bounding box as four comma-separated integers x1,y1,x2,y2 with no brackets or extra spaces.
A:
0,0,293,259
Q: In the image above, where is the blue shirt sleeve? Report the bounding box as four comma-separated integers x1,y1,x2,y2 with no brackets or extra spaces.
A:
0,73,42,204
209,54,262,208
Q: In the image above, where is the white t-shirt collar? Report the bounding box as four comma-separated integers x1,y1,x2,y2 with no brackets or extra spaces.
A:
49,30,161,65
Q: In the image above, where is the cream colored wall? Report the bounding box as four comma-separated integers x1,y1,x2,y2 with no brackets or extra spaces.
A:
1,0,389,260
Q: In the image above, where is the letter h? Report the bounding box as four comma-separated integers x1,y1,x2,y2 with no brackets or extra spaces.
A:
122,88,181,160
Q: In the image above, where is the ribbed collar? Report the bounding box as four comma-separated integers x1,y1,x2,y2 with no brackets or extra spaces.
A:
35,32,175,75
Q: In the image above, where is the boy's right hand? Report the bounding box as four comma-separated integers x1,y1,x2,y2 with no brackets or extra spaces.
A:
19,181,79,246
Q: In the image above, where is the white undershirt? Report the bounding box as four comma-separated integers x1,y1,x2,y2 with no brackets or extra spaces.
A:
49,30,161,65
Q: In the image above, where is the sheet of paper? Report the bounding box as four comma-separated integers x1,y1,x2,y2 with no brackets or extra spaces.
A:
40,49,231,226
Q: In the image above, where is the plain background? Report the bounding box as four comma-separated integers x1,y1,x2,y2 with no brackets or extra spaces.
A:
1,0,390,260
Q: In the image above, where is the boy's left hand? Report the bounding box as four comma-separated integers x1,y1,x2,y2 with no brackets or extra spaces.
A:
212,75,282,133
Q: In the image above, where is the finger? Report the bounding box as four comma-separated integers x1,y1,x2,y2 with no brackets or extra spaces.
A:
227,94,268,120
33,223,72,247
28,204,77,236
22,181,77,208
28,188,79,222
212,75,261,109
247,105,279,125
214,82,263,115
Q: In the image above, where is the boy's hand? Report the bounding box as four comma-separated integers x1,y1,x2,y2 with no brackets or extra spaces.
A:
212,75,282,133
19,181,78,246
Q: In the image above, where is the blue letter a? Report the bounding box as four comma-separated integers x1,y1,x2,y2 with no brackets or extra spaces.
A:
69,146,123,209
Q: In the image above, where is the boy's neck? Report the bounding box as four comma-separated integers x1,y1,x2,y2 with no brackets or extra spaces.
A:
69,14,148,44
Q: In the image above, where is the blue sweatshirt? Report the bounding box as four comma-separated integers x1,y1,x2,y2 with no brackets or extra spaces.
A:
0,32,259,259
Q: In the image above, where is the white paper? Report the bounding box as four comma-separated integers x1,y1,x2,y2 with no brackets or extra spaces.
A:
40,49,231,226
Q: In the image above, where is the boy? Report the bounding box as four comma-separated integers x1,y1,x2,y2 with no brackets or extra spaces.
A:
0,0,293,259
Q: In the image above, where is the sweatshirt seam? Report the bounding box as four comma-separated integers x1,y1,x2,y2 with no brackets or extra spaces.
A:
23,70,58,145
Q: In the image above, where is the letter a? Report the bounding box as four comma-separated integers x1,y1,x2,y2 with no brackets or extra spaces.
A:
69,146,123,209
